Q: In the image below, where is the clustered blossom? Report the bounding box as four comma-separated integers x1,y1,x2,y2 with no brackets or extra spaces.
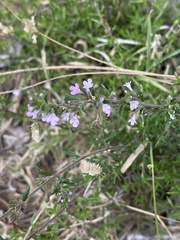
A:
27,80,140,129
42,113,60,126
22,16,37,44
130,100,139,111
69,79,94,95
26,102,81,128
30,123,40,143
26,105,60,127
26,104,40,119
80,160,102,176
60,191,73,205
61,112,79,128
128,114,137,126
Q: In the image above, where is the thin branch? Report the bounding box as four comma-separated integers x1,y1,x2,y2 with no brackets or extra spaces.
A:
0,65,175,79
0,70,174,95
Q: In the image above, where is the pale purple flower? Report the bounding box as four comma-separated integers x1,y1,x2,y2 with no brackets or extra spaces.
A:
123,81,133,91
39,93,43,97
70,114,79,128
83,78,93,92
69,83,83,95
41,113,50,123
67,191,72,195
128,114,137,126
42,113,59,126
13,89,21,96
27,104,34,112
99,97,104,103
112,96,117,102
102,103,112,117
130,100,139,111
168,95,172,101
61,112,71,122
26,104,40,119
99,97,104,102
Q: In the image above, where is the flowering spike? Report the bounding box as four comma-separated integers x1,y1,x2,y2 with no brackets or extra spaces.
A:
80,160,102,176
31,123,40,143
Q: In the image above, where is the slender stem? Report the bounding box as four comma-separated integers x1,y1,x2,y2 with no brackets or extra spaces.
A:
38,31,120,71
150,142,160,239
140,102,160,108
0,71,126,95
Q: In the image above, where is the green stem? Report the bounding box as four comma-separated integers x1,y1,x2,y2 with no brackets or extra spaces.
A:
150,142,160,239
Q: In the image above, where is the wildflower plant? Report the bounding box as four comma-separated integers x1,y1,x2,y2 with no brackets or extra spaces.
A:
0,1,180,239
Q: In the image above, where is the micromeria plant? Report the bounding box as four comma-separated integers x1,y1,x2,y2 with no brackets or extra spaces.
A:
23,77,179,239
1,1,180,239
26,79,174,129
26,78,118,128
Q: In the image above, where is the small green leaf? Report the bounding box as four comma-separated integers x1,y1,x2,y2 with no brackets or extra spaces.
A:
64,151,80,159
145,10,152,70
22,186,30,202
57,177,75,185
101,84,110,95
173,72,180,85
81,105,88,115
138,76,170,93
175,72,180,80
34,165,52,176
155,49,180,66
64,93,80,101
